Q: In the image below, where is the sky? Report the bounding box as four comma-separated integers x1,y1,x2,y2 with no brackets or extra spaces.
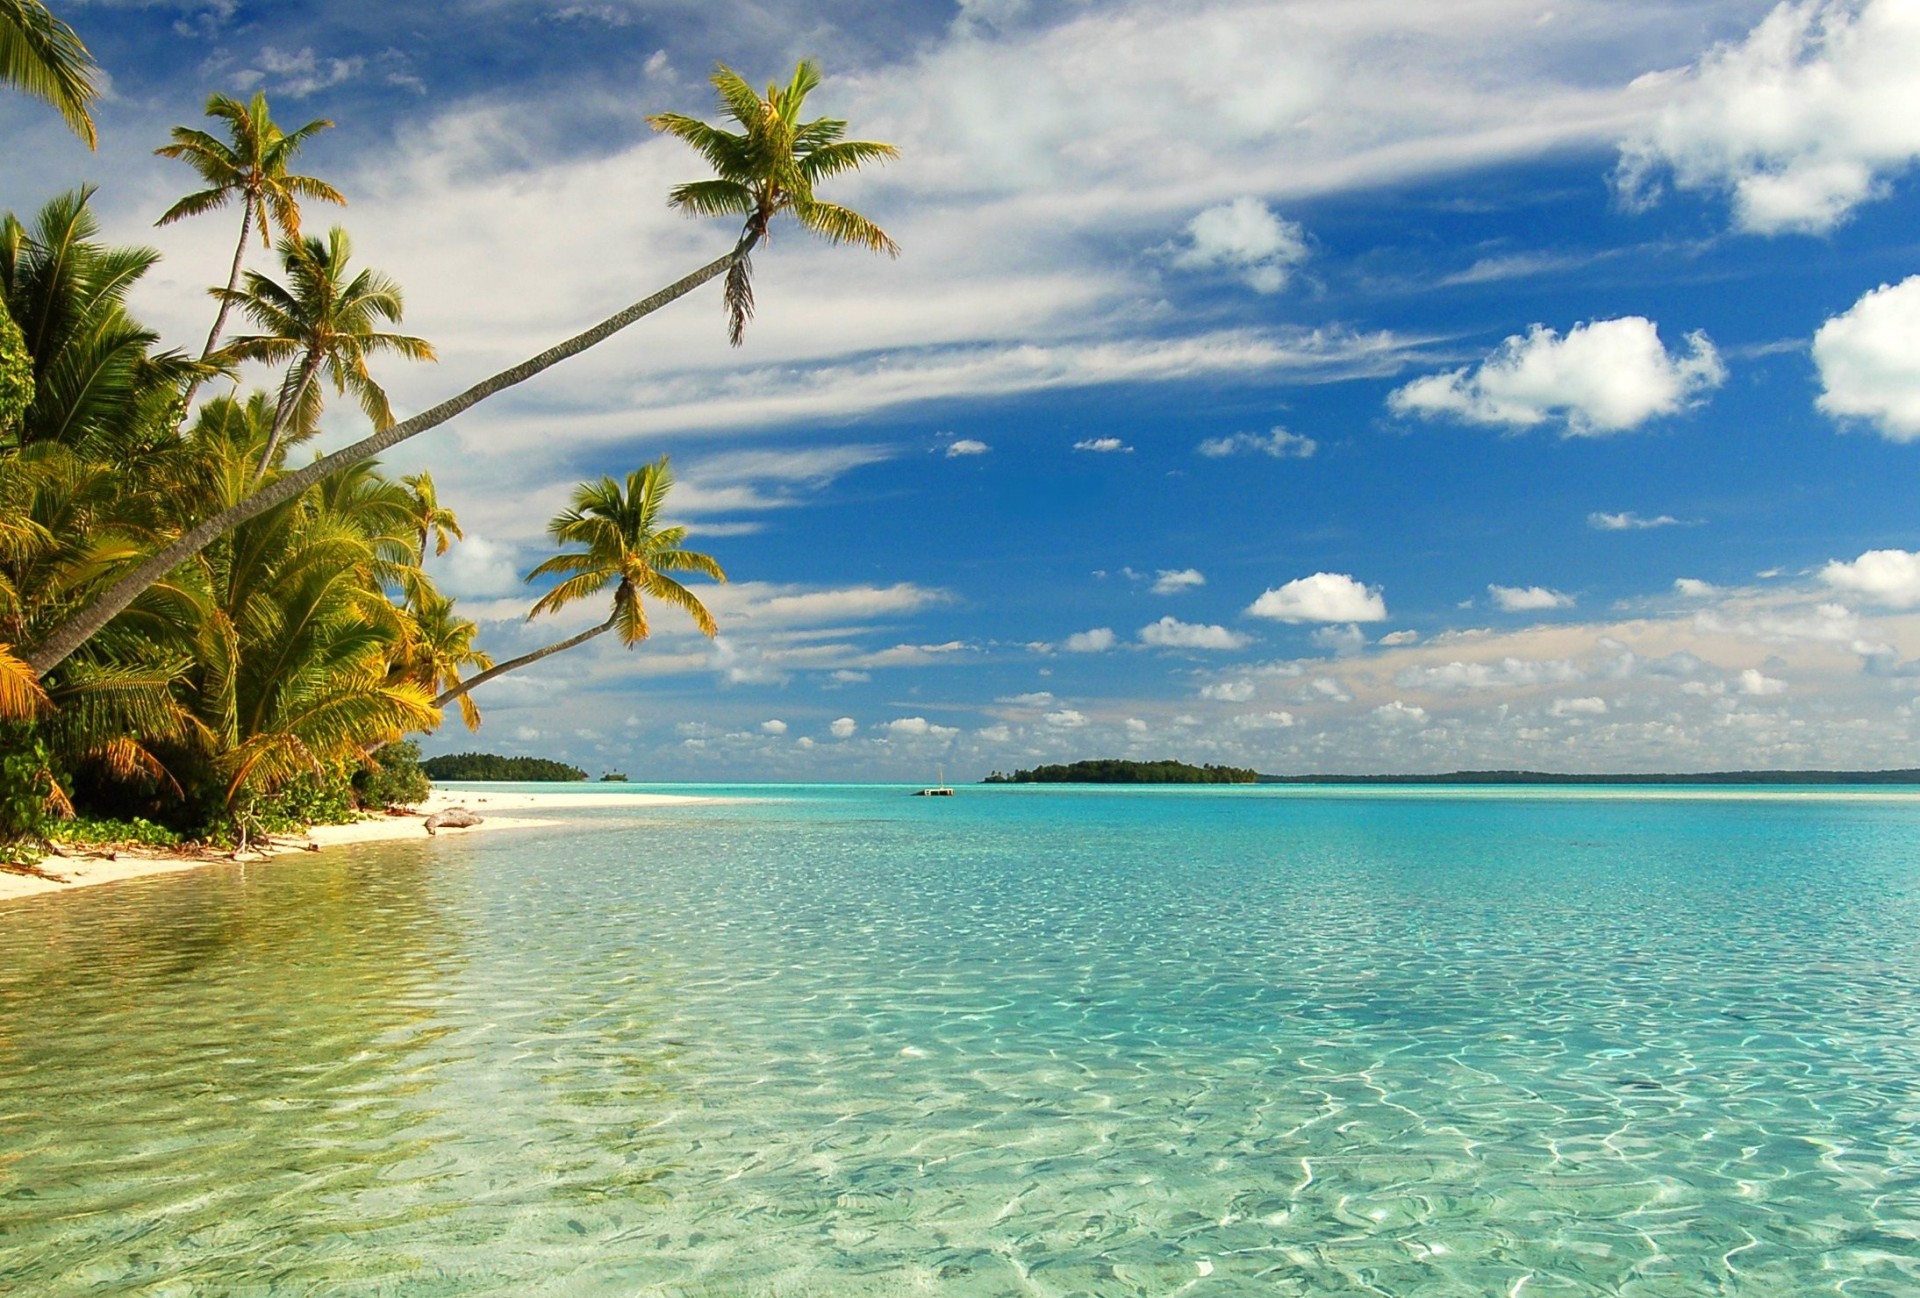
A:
9,0,1920,780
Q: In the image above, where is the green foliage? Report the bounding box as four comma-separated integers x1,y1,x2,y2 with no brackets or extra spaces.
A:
0,293,30,435
49,814,180,848
0,723,60,851
354,739,429,809
244,771,359,833
421,752,587,782
984,759,1261,785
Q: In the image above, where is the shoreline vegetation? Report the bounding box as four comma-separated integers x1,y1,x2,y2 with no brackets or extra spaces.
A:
984,758,1920,786
1,33,900,871
419,753,589,782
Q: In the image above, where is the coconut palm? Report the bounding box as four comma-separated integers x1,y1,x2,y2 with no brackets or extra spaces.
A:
649,59,899,345
23,59,896,678
217,226,434,480
0,0,98,147
393,587,490,730
155,91,344,371
433,458,722,711
402,471,462,563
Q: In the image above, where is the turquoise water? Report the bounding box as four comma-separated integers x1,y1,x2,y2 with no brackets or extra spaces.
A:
3,783,1919,1295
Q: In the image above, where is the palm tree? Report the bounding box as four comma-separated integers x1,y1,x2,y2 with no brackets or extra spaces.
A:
217,226,434,480
402,471,462,563
649,59,899,345
433,458,722,711
393,587,490,730
155,91,344,370
22,59,896,678
0,0,98,147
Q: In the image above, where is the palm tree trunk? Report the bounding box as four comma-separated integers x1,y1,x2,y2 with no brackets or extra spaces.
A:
23,230,758,677
253,346,322,482
176,202,254,418
432,614,616,710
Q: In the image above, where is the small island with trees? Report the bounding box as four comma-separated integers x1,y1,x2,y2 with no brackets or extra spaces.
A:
984,759,1261,784
419,753,588,782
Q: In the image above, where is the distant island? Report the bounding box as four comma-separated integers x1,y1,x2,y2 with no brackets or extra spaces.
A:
1254,769,1920,785
421,753,589,782
984,760,1260,784
981,762,1920,787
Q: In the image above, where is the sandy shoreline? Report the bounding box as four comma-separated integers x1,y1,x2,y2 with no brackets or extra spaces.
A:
0,786,720,904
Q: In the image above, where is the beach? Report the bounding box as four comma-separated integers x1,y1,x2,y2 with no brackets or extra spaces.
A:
0,786,720,904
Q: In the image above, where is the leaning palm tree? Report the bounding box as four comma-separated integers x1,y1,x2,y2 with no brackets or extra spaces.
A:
0,0,98,147
22,59,896,678
155,91,344,369
432,458,722,712
217,226,434,480
649,59,898,344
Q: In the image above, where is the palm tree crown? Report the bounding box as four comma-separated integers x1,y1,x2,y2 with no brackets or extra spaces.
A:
649,59,899,344
527,458,725,645
0,0,98,147
217,226,434,478
156,92,343,370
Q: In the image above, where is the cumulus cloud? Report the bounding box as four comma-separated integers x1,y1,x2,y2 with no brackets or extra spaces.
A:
760,719,788,735
1195,426,1317,458
1591,510,1684,530
1140,617,1252,650
1616,0,1920,234
1074,436,1133,453
1064,627,1117,653
1152,568,1206,595
1675,578,1719,597
1171,198,1310,293
1311,623,1367,656
1814,276,1920,439
886,716,958,737
1396,657,1585,693
1738,668,1788,696
1387,317,1725,435
1248,572,1387,623
1372,700,1429,725
1821,548,1920,606
1044,709,1089,728
945,438,992,456
1549,696,1609,716
1489,584,1576,612
1378,630,1420,646
1201,679,1257,702
830,717,858,739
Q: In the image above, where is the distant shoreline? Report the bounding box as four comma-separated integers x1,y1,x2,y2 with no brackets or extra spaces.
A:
1253,769,1920,786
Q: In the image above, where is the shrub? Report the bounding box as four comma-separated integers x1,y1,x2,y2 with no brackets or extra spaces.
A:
355,740,430,810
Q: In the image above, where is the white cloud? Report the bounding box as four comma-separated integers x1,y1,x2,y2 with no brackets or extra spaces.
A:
1616,0,1920,234
1590,510,1684,530
428,533,524,598
885,716,958,737
1821,549,1920,606
1396,657,1585,693
1248,572,1387,623
1232,710,1297,730
1044,709,1089,728
1063,627,1117,653
1171,197,1310,293
830,717,858,739
1074,436,1133,453
1311,623,1368,656
1195,426,1318,459
1738,668,1789,696
759,719,788,735
1139,617,1252,650
999,691,1056,706
946,438,992,456
1388,317,1725,435
1814,276,1920,439
1674,577,1719,598
1152,568,1206,595
1550,696,1609,717
829,670,870,683
1378,630,1420,646
1201,679,1257,702
1372,700,1429,725
1125,717,1149,734
1490,584,1576,612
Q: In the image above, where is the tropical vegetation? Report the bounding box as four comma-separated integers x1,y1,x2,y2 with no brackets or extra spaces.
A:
0,11,899,865
420,753,588,782
984,760,1263,785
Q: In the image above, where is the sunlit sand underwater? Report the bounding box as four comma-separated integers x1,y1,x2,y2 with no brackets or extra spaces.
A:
3,784,1918,1295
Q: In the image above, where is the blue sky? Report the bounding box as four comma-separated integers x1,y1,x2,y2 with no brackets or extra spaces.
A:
11,0,1920,778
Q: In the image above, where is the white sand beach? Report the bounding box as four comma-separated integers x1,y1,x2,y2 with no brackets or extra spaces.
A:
0,786,721,904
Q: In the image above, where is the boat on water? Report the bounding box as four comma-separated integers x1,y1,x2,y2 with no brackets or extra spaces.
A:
914,766,954,797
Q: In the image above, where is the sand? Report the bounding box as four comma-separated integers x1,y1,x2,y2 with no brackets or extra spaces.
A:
0,786,721,904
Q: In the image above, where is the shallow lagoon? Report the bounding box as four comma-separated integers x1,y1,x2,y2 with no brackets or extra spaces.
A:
3,784,1918,1295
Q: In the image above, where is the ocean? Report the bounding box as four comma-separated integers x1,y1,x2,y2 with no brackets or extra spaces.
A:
2,783,1918,1294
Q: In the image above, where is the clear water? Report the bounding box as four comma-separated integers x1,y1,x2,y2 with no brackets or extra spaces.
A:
3,784,1919,1296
